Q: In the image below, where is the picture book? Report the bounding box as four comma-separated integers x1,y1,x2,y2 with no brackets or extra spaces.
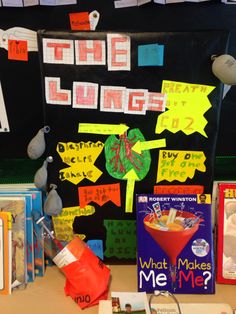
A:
0,185,45,277
217,183,236,284
0,211,12,295
136,194,214,294
111,291,150,314
0,192,35,282
0,196,27,290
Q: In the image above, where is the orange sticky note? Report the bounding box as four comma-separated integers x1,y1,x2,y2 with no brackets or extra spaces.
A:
69,12,91,31
78,183,121,208
8,40,28,61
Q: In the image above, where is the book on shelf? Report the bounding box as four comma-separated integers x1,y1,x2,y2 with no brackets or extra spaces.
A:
0,184,45,277
0,211,12,295
136,193,214,294
0,196,27,290
0,192,35,282
217,183,236,284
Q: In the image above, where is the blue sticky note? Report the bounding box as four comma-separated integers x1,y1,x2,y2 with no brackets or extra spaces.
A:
87,239,104,260
138,43,164,66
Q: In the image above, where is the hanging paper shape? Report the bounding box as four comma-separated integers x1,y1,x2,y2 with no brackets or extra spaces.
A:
44,184,63,216
27,126,50,160
34,156,53,190
211,54,236,85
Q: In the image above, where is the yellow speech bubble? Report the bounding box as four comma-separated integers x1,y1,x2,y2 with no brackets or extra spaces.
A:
57,141,104,185
157,149,206,183
155,81,215,137
52,205,95,242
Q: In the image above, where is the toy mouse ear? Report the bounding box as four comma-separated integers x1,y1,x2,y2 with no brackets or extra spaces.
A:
211,54,236,85
34,156,53,191
44,184,63,216
27,126,50,159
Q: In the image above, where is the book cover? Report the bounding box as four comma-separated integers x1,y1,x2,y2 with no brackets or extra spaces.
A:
136,194,214,294
0,196,27,289
111,291,150,314
0,192,35,282
0,185,45,277
0,211,11,295
217,183,236,284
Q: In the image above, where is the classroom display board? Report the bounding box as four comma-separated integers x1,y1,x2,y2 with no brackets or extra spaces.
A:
38,30,228,263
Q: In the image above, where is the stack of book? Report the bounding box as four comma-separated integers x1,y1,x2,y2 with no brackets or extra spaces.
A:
0,183,51,295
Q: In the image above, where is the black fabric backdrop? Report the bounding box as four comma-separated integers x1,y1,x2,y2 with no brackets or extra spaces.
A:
0,1,236,159
38,30,228,263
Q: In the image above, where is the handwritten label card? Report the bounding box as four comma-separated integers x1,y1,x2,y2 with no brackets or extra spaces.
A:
8,40,28,61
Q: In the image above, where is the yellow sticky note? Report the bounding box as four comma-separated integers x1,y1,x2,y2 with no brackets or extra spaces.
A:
52,205,95,241
155,81,215,137
157,149,206,183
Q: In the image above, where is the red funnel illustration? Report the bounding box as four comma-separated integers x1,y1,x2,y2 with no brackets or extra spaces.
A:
144,210,202,289
144,210,201,265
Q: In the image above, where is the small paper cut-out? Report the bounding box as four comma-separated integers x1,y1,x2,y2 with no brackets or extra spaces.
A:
138,43,164,66
78,183,121,208
87,240,104,260
69,12,90,31
8,39,28,61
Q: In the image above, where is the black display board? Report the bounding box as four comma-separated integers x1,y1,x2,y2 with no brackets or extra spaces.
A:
38,30,228,263
0,2,236,160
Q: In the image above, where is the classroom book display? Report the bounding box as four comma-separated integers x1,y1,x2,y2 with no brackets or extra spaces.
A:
136,193,215,294
0,183,53,295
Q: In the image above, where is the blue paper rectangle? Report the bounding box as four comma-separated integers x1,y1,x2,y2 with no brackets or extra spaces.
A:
138,43,164,66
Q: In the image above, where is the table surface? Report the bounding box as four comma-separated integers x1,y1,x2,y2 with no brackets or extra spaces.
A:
1,265,236,314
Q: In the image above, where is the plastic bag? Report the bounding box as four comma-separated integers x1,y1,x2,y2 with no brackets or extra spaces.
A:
57,237,110,309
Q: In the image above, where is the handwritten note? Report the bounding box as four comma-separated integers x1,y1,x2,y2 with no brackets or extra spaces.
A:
154,185,204,194
57,141,104,185
104,220,136,259
78,183,121,208
8,40,28,61
69,12,90,31
157,150,206,183
155,81,215,137
52,205,95,241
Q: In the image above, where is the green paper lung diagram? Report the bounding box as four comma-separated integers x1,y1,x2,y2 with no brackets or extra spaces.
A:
104,128,151,180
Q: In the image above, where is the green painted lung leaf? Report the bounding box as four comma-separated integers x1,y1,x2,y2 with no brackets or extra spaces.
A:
104,128,151,180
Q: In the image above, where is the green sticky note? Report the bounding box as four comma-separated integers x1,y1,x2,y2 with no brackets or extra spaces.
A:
104,220,136,259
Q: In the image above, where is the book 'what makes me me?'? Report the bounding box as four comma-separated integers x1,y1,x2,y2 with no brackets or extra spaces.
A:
136,193,214,294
